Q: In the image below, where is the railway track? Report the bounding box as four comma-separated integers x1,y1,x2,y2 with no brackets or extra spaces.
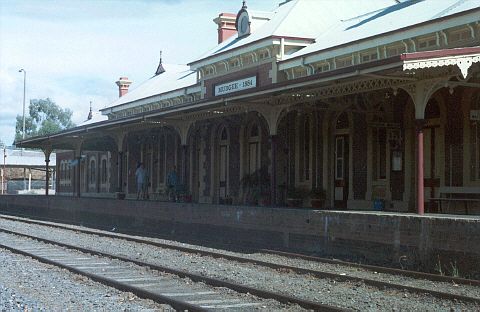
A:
0,226,343,311
0,214,479,311
2,214,477,286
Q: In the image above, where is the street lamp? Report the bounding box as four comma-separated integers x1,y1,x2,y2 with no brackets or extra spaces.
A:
18,69,26,140
19,69,26,191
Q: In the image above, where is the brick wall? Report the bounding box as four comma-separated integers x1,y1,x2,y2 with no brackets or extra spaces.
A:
228,119,241,199
1,195,479,278
445,88,464,186
353,112,367,199
56,151,74,194
204,63,273,99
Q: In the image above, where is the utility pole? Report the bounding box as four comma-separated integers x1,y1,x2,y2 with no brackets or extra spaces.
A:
2,147,6,194
19,69,27,190
19,69,26,141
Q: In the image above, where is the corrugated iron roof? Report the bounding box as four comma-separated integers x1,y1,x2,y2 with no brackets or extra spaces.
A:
3,148,56,167
102,64,197,110
191,0,396,64
283,0,480,62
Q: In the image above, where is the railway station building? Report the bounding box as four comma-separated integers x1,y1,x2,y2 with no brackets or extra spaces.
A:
19,0,480,215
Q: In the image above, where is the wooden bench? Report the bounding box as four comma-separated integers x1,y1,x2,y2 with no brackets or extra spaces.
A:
430,187,480,214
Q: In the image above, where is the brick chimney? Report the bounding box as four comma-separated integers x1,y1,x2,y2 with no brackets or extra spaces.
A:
115,77,132,98
213,13,237,44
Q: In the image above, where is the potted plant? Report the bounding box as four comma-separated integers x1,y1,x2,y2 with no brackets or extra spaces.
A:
286,187,305,207
184,192,193,203
241,166,270,206
116,185,126,200
310,187,326,209
220,196,232,205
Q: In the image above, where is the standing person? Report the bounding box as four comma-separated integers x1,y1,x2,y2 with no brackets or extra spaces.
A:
143,165,150,200
167,166,178,202
135,162,146,200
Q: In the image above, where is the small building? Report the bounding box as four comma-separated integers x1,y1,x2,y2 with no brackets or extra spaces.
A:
1,147,56,194
18,0,480,214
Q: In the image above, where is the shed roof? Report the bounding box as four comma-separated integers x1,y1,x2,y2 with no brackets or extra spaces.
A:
78,111,108,126
101,64,197,111
282,0,480,63
3,148,56,167
190,0,396,65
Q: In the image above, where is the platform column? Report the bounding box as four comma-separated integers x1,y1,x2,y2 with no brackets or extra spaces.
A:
270,135,277,206
44,149,52,196
416,120,425,215
181,144,187,188
76,156,81,197
117,151,123,192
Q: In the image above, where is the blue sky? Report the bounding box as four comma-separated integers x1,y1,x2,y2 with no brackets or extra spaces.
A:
0,0,279,146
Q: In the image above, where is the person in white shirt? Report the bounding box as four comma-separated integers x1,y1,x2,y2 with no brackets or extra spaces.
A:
135,162,146,200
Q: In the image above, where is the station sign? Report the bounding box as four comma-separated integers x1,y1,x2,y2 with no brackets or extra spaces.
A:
470,110,480,121
214,76,257,96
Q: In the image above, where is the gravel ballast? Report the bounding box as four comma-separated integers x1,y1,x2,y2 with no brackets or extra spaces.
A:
0,248,173,311
1,216,479,311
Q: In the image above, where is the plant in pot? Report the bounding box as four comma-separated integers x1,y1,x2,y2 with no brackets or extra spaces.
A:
184,192,193,203
286,187,305,207
309,187,326,209
220,195,232,205
116,185,126,200
241,166,270,206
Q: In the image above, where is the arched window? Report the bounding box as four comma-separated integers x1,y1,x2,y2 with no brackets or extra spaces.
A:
101,158,107,184
471,94,480,181
89,159,96,184
299,114,311,182
336,112,349,130
248,123,260,174
425,99,440,119
371,115,387,180
221,127,228,141
335,112,350,181
158,133,166,184
60,161,65,183
66,161,71,184
219,126,229,198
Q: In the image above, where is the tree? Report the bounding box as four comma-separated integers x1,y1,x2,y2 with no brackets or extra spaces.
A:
15,98,75,141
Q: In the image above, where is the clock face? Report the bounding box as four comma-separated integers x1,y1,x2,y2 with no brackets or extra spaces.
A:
240,15,249,34
237,11,250,37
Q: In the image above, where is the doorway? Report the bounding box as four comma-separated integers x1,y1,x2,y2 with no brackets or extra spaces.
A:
333,112,350,209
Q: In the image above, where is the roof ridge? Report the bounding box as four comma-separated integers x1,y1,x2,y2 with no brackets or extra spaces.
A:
432,0,467,19
341,6,391,22
268,0,299,37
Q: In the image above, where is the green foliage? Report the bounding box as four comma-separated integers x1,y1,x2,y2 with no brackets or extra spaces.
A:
15,98,75,141
309,187,326,199
241,166,270,204
287,187,307,199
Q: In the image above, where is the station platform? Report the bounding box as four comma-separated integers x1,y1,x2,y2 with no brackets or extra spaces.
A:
1,195,479,278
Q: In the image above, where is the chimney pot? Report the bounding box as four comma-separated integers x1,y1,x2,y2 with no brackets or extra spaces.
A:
213,13,237,44
115,77,132,98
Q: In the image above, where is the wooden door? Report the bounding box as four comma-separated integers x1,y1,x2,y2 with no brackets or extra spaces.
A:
424,126,441,209
334,135,349,209
219,144,228,198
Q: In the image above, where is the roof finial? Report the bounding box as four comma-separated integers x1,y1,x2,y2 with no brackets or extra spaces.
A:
242,0,247,9
87,101,93,120
155,49,166,76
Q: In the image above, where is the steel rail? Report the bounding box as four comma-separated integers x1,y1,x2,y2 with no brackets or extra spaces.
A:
1,213,478,288
0,227,346,312
1,220,479,306
259,249,480,286
0,236,207,311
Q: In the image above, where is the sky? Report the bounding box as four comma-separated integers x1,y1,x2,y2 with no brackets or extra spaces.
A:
0,0,280,146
